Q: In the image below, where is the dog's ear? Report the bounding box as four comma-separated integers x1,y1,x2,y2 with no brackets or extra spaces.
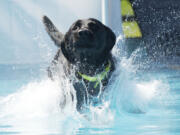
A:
104,26,116,52
42,16,64,47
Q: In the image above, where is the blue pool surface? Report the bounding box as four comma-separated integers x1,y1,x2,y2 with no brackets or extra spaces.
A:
0,54,180,135
0,1,180,134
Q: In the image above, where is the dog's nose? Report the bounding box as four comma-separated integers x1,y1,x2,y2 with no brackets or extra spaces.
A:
78,29,93,38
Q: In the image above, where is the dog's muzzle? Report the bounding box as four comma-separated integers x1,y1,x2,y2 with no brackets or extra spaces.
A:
78,28,93,39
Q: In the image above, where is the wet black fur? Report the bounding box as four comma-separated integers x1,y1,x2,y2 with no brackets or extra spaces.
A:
42,16,116,111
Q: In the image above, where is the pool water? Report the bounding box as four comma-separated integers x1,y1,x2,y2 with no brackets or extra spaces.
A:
1,0,180,134
0,46,180,135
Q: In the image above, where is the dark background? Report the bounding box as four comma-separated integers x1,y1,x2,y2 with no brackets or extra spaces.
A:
126,0,180,58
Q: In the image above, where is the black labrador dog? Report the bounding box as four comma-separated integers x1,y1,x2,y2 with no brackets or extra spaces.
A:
42,16,116,111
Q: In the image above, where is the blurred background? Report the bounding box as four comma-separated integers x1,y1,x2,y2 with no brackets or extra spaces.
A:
0,0,102,64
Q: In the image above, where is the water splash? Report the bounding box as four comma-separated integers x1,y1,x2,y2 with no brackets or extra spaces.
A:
0,34,171,134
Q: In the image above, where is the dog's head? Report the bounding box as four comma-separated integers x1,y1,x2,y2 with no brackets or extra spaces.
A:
43,16,116,66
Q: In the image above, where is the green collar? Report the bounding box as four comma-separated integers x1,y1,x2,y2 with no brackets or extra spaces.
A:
78,61,111,88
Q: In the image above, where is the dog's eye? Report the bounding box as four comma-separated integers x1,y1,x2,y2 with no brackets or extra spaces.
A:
88,23,99,31
72,26,79,31
72,21,81,31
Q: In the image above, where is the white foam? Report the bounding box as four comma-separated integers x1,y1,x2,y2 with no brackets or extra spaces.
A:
0,35,171,134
